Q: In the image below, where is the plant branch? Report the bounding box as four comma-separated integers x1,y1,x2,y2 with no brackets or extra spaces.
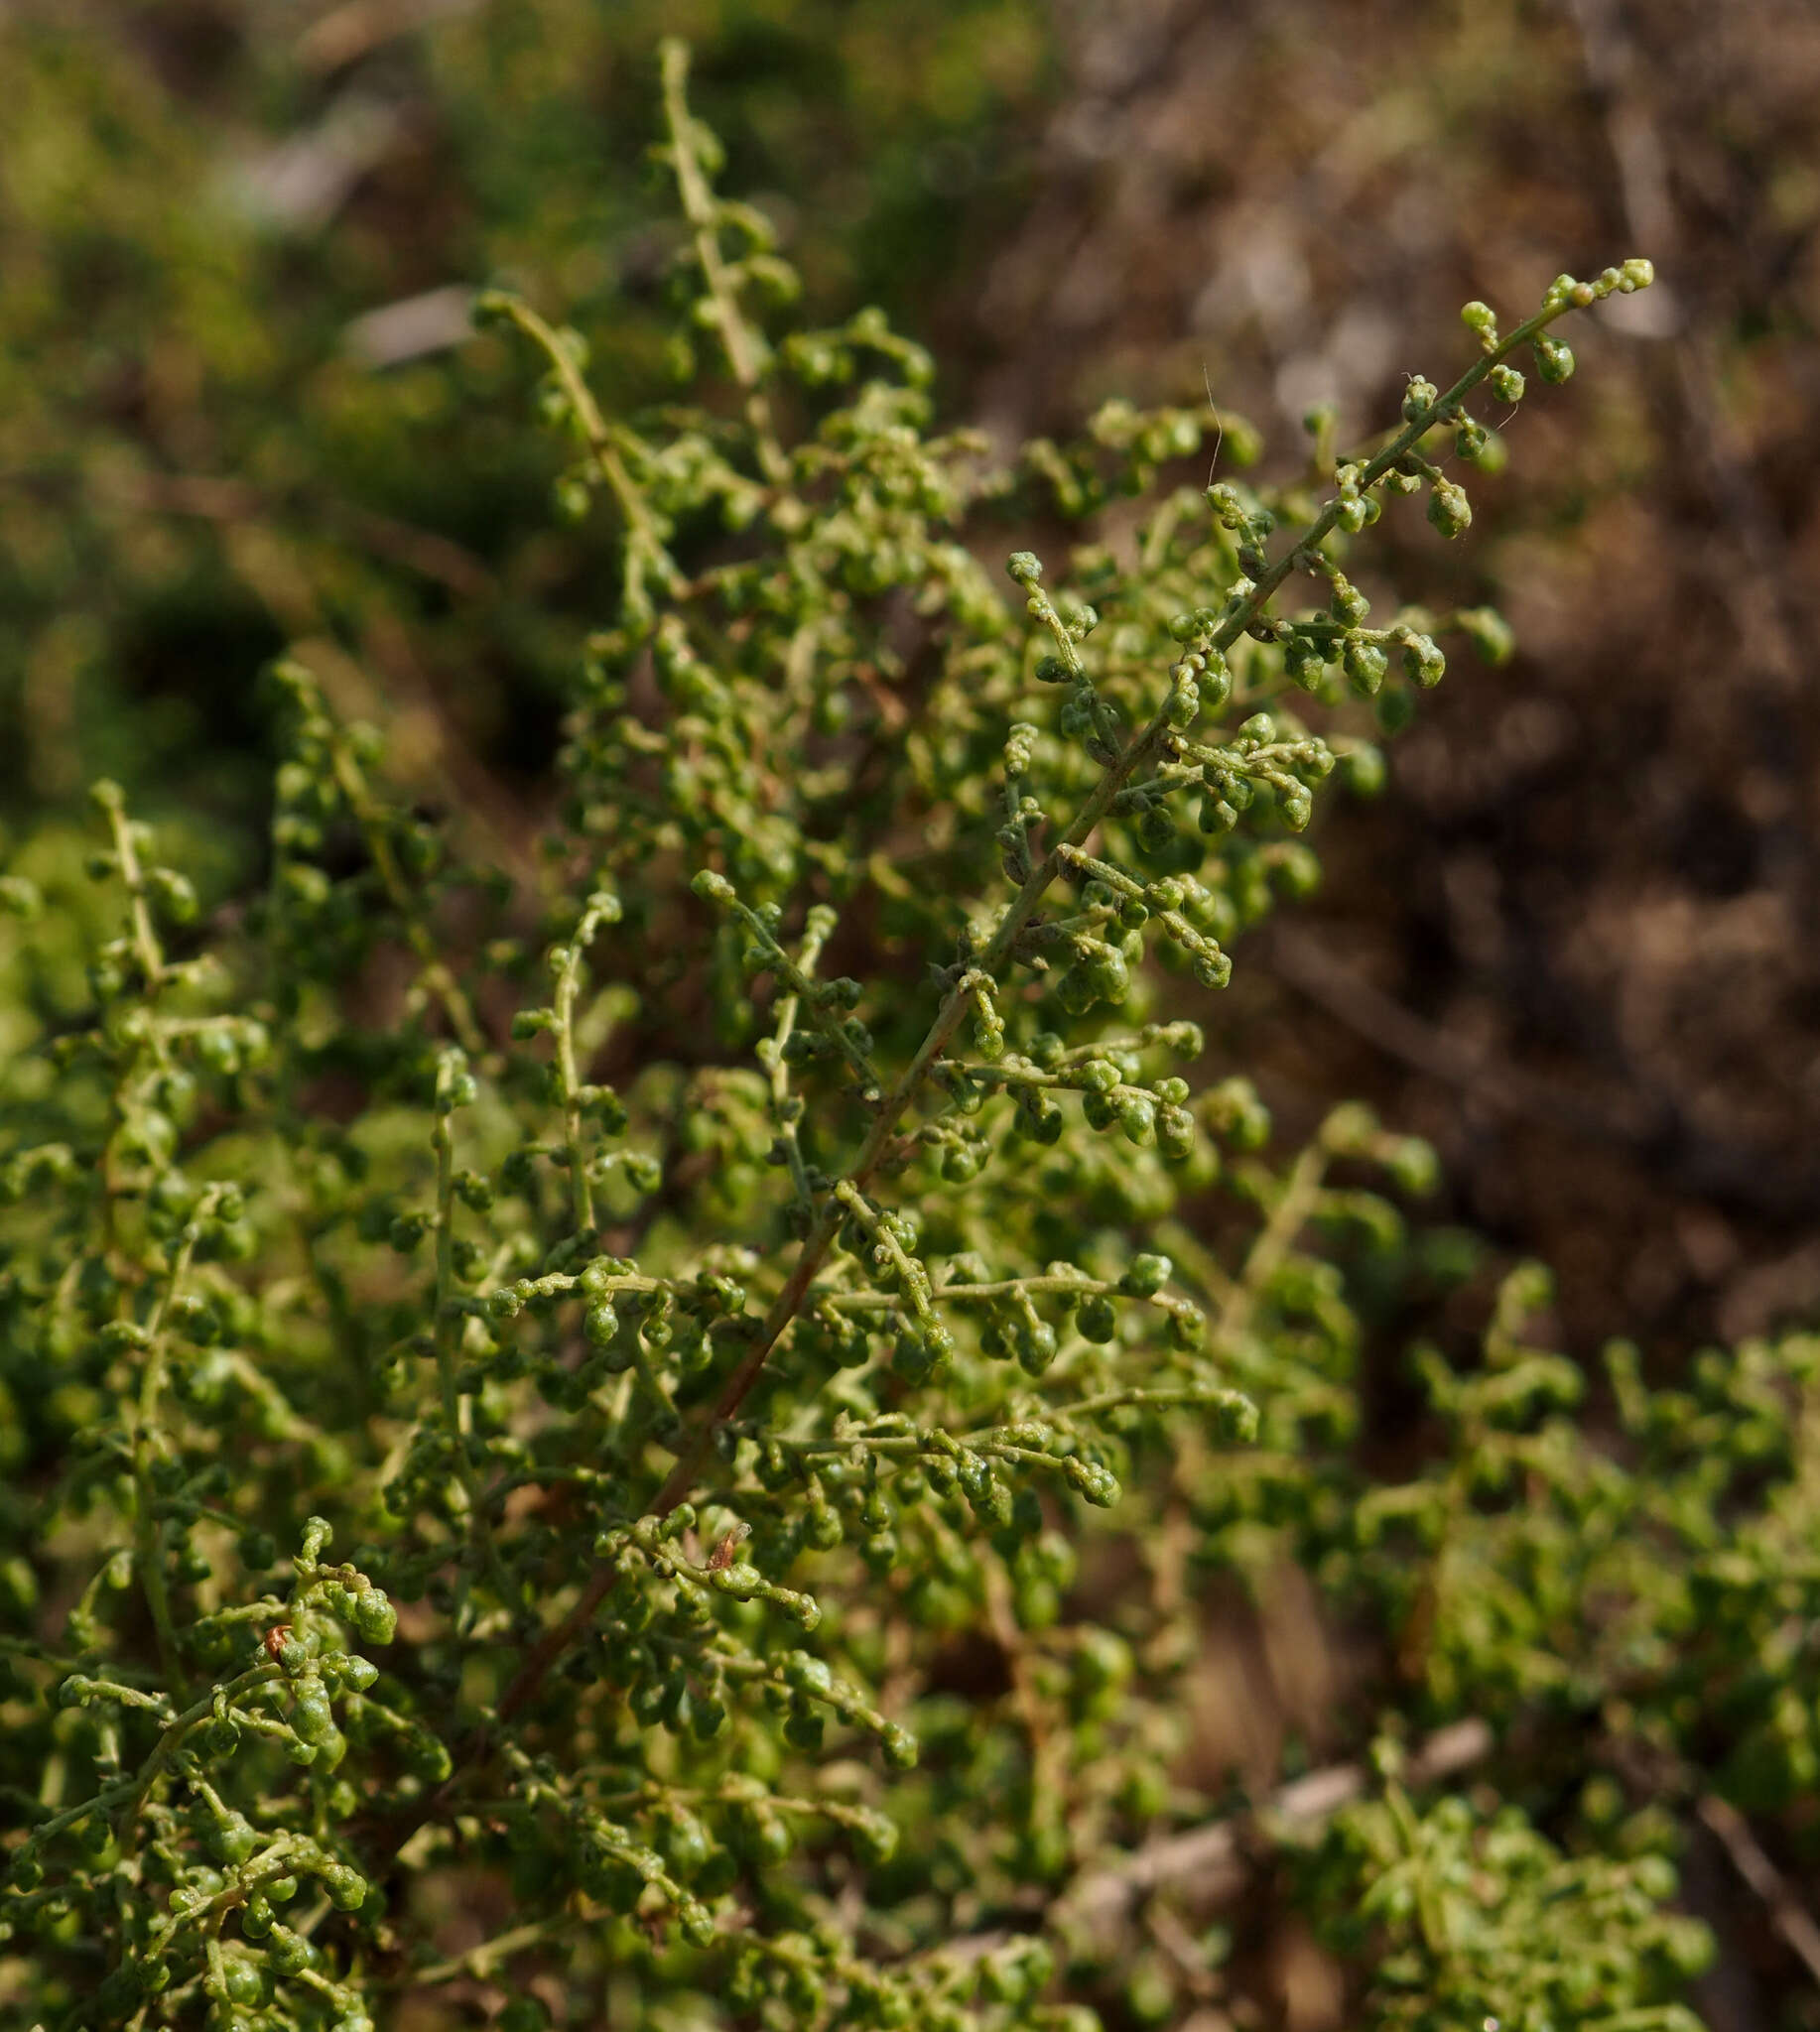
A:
468,268,1647,1752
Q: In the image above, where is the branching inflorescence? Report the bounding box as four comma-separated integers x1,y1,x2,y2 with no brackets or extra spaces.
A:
9,34,1806,2032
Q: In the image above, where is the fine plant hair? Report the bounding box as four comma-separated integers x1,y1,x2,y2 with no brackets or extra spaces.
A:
11,35,1814,2032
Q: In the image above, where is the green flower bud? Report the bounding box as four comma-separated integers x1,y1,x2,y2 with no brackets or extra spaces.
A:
849,1808,898,1865
1076,1626,1132,1691
148,868,198,925
880,1722,919,1769
710,1562,763,1600
1460,299,1498,348
1427,477,1472,539
321,1863,367,1912
388,1210,432,1253
1344,639,1387,697
891,1334,938,1385
1388,1136,1440,1196
1273,843,1321,897
1087,942,1131,1001
353,1593,397,1645
1062,1455,1121,1508
732,1802,795,1863
1114,1094,1156,1147
1284,636,1325,692
783,1704,826,1751
1157,1104,1197,1162
1017,1321,1059,1375
676,1897,717,1948
1118,1254,1171,1299
1401,376,1438,424
1077,1295,1117,1342
972,1474,1013,1527
1533,332,1575,383
209,1813,259,1866
220,1957,270,2006
1400,634,1446,688
267,1921,317,1973
1163,675,1200,727
1457,605,1515,666
1275,780,1313,831
292,1687,335,1745
1166,1306,1207,1350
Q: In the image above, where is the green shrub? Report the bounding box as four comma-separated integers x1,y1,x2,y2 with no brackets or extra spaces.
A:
8,37,1801,2032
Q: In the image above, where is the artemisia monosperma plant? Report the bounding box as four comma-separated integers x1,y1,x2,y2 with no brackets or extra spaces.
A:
11,35,1788,2032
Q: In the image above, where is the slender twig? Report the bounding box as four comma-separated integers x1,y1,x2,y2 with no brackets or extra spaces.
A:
934,1717,1495,1968
659,40,790,483
1060,1717,1492,1935
1695,1794,1820,1991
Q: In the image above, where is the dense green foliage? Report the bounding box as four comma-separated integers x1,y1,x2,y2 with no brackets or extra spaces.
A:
7,35,1812,2032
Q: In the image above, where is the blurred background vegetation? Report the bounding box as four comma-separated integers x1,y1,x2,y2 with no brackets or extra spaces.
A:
0,0,1056,869
1,0,1817,2018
